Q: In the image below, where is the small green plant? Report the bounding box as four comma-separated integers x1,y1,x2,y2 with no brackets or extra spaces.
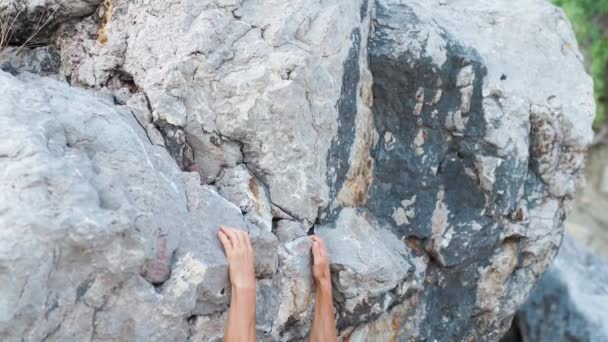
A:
552,0,608,128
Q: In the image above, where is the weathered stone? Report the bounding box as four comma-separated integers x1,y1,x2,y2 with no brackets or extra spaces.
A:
318,208,426,329
188,132,243,183
217,165,273,232
0,0,596,340
0,71,245,339
255,279,276,334
83,276,190,342
190,311,226,342
510,235,608,342
59,0,373,223
270,236,315,340
338,292,425,341
55,14,125,88
275,219,308,243
250,226,279,278
0,46,61,76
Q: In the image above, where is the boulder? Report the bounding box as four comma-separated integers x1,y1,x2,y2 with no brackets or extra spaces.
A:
357,0,593,339
510,235,608,342
0,0,595,340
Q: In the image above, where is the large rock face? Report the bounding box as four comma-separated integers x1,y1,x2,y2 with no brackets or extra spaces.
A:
0,0,594,341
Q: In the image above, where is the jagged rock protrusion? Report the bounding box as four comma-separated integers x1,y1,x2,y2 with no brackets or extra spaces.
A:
217,165,273,232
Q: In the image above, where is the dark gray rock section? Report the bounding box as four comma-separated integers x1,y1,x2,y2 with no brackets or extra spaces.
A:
323,28,361,221
0,46,61,76
335,282,416,331
360,0,369,21
367,3,504,264
368,4,489,241
156,121,196,172
366,3,534,340
420,262,484,340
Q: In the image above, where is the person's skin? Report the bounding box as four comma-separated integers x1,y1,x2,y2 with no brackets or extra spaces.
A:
218,227,337,342
217,226,256,342
309,235,338,342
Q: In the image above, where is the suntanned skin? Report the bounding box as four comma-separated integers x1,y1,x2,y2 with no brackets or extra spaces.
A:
309,235,338,342
218,227,337,342
217,226,257,342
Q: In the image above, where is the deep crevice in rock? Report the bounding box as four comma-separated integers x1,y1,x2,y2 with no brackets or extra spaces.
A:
154,121,197,172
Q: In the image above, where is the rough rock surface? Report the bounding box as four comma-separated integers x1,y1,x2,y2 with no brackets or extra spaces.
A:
510,235,608,342
0,0,595,341
0,71,270,340
0,46,61,76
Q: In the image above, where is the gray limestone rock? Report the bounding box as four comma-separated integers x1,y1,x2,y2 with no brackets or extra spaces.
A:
317,208,426,330
270,236,315,340
190,311,226,342
0,0,596,340
0,71,270,340
250,226,279,278
255,278,276,334
57,0,373,223
510,235,608,342
275,220,308,243
217,165,273,233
